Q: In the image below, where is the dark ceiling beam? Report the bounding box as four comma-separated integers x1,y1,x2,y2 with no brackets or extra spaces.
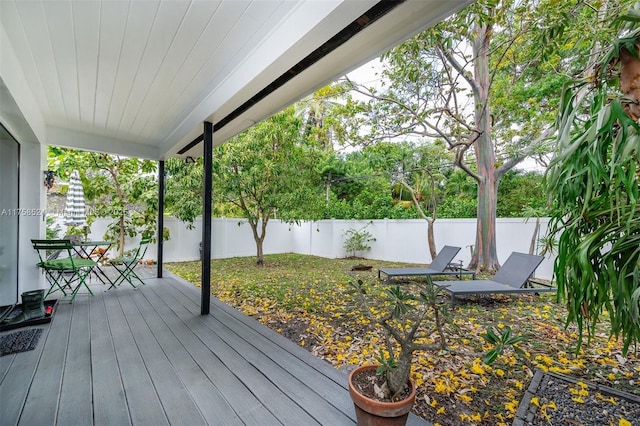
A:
177,132,205,156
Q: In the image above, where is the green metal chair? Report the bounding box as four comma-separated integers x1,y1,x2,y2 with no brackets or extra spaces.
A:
109,236,152,289
31,239,98,303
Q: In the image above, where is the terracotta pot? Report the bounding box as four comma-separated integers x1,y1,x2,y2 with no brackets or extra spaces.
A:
348,365,416,426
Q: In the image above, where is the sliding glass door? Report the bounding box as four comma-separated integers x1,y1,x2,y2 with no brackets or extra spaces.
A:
0,125,19,305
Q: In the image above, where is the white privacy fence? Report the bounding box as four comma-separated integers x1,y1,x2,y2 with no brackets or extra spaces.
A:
55,216,556,280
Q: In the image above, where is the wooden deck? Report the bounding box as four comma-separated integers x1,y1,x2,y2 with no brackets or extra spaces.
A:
1,268,429,425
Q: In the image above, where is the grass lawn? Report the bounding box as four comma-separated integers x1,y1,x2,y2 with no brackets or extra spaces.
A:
166,253,639,426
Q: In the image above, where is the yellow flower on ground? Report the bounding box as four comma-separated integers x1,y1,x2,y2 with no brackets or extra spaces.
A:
471,362,485,375
531,397,539,407
505,400,518,414
619,419,632,426
456,393,472,403
434,381,446,393
436,406,446,415
596,393,617,405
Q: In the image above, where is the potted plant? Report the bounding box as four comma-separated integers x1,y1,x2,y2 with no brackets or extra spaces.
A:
347,276,526,425
347,277,450,425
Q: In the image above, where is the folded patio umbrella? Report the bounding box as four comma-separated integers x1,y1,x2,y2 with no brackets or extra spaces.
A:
63,170,86,226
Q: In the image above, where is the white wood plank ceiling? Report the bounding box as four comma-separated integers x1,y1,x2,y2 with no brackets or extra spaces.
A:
0,0,472,160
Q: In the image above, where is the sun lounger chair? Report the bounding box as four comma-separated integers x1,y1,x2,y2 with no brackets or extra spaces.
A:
378,246,475,282
434,252,553,302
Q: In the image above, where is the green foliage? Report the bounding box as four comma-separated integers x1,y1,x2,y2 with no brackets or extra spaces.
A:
48,148,161,255
164,157,204,226
211,107,325,264
375,349,398,379
497,171,547,217
45,216,61,240
546,25,640,353
296,82,351,150
438,197,478,219
342,222,376,257
322,141,456,221
335,0,602,269
481,326,526,365
349,277,452,399
438,169,478,218
436,169,547,218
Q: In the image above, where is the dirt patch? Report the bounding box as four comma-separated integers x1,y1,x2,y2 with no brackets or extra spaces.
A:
350,367,412,402
263,316,321,351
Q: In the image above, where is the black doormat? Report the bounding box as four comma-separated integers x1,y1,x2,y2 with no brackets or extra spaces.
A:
0,328,43,357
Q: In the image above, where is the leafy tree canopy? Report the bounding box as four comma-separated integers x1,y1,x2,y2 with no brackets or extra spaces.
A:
48,147,159,255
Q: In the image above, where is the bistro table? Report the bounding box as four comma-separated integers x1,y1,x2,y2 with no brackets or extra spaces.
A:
74,241,114,286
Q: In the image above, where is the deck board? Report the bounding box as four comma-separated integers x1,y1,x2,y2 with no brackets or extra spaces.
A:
57,298,92,426
0,325,49,425
152,283,326,425
89,289,131,426
19,298,73,426
128,287,243,426
0,348,15,379
115,289,208,426
140,283,281,425
102,287,169,426
161,279,355,424
0,268,430,426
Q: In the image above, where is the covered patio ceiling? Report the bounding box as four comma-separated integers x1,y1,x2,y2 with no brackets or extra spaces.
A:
1,0,472,160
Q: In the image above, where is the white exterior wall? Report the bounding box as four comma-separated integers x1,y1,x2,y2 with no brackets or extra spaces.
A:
52,216,556,280
17,142,47,294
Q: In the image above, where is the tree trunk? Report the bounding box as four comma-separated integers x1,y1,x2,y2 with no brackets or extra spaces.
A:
471,174,500,272
256,238,264,266
401,179,438,263
118,214,125,256
388,348,413,399
248,216,269,266
325,171,332,202
468,20,500,273
426,218,436,261
529,218,540,255
620,42,640,120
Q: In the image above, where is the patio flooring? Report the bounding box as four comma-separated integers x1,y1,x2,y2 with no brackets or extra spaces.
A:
1,267,428,425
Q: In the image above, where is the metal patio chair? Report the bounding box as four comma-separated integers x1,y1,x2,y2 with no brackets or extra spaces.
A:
109,236,151,289
32,239,98,303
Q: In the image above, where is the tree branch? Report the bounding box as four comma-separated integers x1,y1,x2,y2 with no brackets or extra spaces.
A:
437,44,477,95
496,127,554,178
